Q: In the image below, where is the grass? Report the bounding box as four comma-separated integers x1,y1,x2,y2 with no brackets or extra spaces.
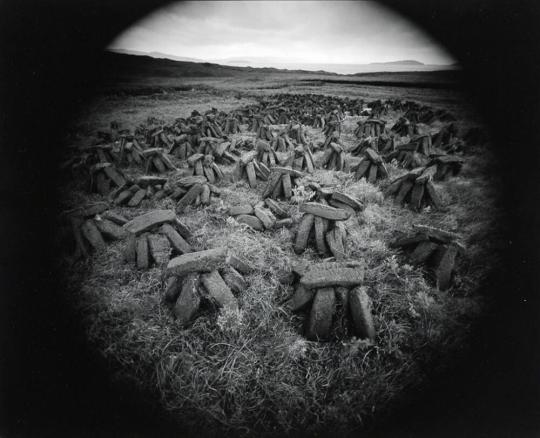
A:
60,75,501,436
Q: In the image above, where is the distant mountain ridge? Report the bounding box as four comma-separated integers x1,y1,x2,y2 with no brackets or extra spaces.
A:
369,60,424,65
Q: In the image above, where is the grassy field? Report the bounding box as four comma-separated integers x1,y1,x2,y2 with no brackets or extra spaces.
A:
61,59,501,436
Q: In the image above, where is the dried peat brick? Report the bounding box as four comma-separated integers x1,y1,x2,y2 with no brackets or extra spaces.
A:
226,254,254,275
166,247,227,277
201,270,238,311
81,219,106,251
95,218,127,240
300,202,350,221
136,234,150,269
433,245,459,291
349,286,375,341
147,234,171,266
221,266,247,294
163,276,182,305
236,214,265,231
305,288,336,341
161,223,192,254
287,284,315,312
300,266,364,289
294,213,315,254
124,210,176,234
229,204,254,216
173,273,201,326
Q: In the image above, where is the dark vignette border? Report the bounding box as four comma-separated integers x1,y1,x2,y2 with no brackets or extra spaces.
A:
0,0,539,437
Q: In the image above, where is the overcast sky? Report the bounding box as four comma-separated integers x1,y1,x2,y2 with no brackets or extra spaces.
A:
108,1,455,65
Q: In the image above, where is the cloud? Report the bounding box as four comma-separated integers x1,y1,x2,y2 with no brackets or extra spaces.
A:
109,1,455,65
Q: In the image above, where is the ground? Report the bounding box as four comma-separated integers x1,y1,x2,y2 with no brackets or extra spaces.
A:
59,69,502,437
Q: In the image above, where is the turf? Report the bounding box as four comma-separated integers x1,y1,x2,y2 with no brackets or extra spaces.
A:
60,73,501,436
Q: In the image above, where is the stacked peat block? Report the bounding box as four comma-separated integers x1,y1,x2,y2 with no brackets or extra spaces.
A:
110,176,168,207
354,119,386,138
391,117,418,137
172,176,221,212
170,134,196,160
386,166,444,211
320,138,347,171
377,134,396,155
187,153,224,184
426,155,464,181
256,140,280,168
200,114,225,138
200,137,245,164
288,124,309,145
142,148,176,174
221,114,241,134
284,144,316,174
257,124,273,141
385,134,433,169
323,110,342,138
116,136,146,166
303,184,365,218
390,224,465,290
349,136,379,156
233,151,271,188
350,148,389,183
123,209,192,270
285,261,375,342
88,144,117,164
89,162,127,196
163,248,253,326
66,203,128,259
311,113,326,129
262,166,304,201
293,202,353,259
270,130,295,153
227,202,288,231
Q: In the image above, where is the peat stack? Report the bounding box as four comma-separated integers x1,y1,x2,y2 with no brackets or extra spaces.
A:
65,203,128,259
123,210,192,270
116,137,146,167
233,151,271,188
221,114,241,134
187,153,224,184
385,136,432,169
257,124,273,141
288,124,309,145
427,155,464,181
163,248,253,326
350,147,389,183
293,202,353,259
262,166,304,201
227,202,290,231
349,136,379,156
200,114,224,138
170,134,195,160
109,176,168,207
89,162,127,196
320,140,346,171
284,144,316,174
285,261,374,342
390,224,465,290
386,166,444,211
270,130,295,153
171,176,220,212
391,117,418,137
354,119,386,138
142,148,177,174
255,140,280,168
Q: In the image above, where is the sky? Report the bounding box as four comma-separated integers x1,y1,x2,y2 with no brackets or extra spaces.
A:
108,1,456,66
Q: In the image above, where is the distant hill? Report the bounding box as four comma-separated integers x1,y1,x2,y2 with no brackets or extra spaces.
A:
369,60,424,65
109,48,204,63
101,51,339,78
